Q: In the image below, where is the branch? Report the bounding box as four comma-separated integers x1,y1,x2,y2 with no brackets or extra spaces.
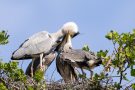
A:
50,68,56,82
122,78,135,87
119,69,123,85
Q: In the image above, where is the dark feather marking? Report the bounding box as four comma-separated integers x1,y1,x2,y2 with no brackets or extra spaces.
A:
76,61,89,68
95,60,102,66
19,39,29,48
11,54,32,60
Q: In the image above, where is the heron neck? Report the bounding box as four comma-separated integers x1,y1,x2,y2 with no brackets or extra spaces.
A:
63,34,72,52
51,29,64,41
67,34,72,46
66,34,72,47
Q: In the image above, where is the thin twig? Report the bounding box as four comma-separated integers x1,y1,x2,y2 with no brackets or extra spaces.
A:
119,69,123,85
122,78,135,86
50,68,56,82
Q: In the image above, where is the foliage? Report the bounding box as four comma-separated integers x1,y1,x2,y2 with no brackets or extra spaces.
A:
0,31,9,45
0,30,45,90
0,59,47,90
82,44,90,51
0,83,8,90
105,30,135,77
34,69,44,82
91,30,135,89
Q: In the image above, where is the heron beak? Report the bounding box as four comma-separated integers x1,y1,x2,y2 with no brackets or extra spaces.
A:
72,32,80,38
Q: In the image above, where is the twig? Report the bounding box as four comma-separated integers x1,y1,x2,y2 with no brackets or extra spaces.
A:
104,77,110,90
122,64,129,72
50,68,56,82
122,78,135,86
119,69,123,85
10,84,19,90
108,75,120,78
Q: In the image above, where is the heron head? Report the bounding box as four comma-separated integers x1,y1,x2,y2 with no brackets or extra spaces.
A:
87,59,102,68
61,22,80,38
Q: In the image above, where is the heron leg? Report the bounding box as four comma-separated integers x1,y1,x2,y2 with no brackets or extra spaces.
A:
90,69,93,80
42,57,46,72
31,58,35,77
81,68,86,76
40,53,43,70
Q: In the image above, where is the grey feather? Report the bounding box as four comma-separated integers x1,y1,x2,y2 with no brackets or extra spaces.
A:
11,31,55,59
60,49,102,70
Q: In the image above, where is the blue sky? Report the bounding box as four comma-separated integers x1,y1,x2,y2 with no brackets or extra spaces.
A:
0,0,135,86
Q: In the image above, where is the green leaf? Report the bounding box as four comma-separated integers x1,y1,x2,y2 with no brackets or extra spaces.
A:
97,50,108,57
82,45,90,51
78,74,87,79
27,86,34,90
105,32,113,40
99,72,105,79
93,73,99,80
114,82,121,89
34,69,44,82
0,30,9,45
112,59,119,66
131,68,135,76
123,74,129,81
0,83,8,90
133,29,135,34
132,83,135,89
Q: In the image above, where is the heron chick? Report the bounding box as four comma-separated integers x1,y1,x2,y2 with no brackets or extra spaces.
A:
60,49,102,79
56,33,78,83
57,33,102,79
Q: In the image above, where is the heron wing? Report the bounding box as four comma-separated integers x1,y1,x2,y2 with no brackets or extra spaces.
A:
61,49,86,62
12,31,55,59
20,31,49,48
56,54,78,82
83,50,97,60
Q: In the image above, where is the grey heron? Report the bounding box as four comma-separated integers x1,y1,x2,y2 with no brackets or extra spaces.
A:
56,33,102,79
56,33,78,83
25,51,56,77
11,22,80,76
60,49,102,79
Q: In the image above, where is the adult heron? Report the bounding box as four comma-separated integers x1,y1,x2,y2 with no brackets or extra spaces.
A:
11,22,79,76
